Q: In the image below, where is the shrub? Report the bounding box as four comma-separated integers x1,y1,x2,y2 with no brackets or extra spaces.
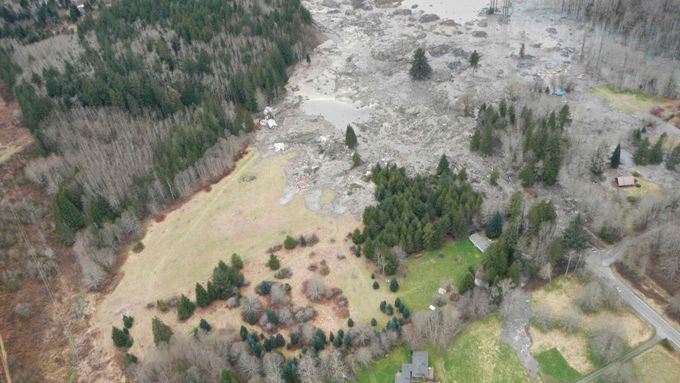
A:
389,278,399,292
347,318,354,327
255,281,273,296
274,267,293,279
199,318,212,332
380,300,387,312
371,318,377,326
372,281,380,289
351,228,364,245
156,299,169,312
122,353,138,367
132,242,144,253
267,254,281,270
122,315,134,329
177,294,196,321
152,317,173,346
385,304,394,315
283,235,298,250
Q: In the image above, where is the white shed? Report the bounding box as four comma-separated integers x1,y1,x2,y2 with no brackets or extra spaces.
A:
274,143,286,152
267,119,278,129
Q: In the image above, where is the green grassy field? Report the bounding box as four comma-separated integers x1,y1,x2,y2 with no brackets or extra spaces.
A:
399,240,482,311
535,348,582,383
591,85,668,114
357,316,528,383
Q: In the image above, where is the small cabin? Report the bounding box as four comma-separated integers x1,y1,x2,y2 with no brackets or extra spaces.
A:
615,176,635,188
267,119,278,129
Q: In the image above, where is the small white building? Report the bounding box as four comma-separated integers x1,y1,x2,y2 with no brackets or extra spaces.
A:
274,143,286,152
428,305,436,311
267,119,278,129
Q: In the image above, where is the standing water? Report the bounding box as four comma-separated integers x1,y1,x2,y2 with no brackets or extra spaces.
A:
401,0,487,24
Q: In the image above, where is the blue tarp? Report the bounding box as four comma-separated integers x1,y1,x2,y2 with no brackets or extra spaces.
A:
555,89,565,96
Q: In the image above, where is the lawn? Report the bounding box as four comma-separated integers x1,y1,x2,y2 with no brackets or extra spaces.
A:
357,316,529,383
631,345,680,383
535,348,582,383
591,85,670,115
398,240,482,311
354,347,411,383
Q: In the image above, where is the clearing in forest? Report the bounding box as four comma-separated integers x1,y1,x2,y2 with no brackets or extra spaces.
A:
591,85,674,115
93,148,399,357
356,315,528,383
398,240,482,311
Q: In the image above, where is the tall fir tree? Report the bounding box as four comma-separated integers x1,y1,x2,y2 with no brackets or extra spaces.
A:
469,50,481,71
409,48,432,80
345,124,358,149
195,283,211,308
610,144,621,168
152,317,173,346
437,154,451,175
485,211,503,239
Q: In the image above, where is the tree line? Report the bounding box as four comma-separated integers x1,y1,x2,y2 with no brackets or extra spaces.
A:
470,101,570,187
355,160,483,275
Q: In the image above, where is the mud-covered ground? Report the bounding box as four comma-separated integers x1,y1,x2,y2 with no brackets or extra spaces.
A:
255,0,679,223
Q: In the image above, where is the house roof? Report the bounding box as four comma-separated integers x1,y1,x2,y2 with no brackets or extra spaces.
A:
267,119,277,128
616,176,635,187
396,351,430,382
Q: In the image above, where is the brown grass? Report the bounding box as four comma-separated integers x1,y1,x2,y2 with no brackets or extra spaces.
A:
530,325,593,373
92,149,393,361
632,345,680,383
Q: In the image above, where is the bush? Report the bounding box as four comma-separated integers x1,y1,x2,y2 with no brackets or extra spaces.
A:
152,317,173,346
267,254,281,270
132,242,144,253
122,353,138,367
122,315,134,329
371,318,377,326
380,301,387,312
347,318,354,327
199,318,212,332
177,295,196,321
274,267,293,279
385,304,394,315
156,299,169,312
283,236,298,250
372,281,380,289
299,235,307,247
389,278,399,292
255,281,273,296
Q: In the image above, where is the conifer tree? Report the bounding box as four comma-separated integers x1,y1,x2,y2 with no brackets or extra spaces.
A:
230,253,244,270
469,50,481,72
634,137,651,165
437,154,450,175
649,133,666,164
409,48,432,80
458,270,475,295
122,315,134,329
152,317,173,346
667,145,680,171
486,211,503,239
195,283,211,308
351,228,364,245
345,124,358,149
267,254,281,270
519,43,525,58
347,318,354,327
557,104,571,129
112,326,132,348
177,294,196,320
389,278,400,292
610,144,621,168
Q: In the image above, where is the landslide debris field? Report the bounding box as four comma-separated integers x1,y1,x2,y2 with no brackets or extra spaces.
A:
258,0,679,220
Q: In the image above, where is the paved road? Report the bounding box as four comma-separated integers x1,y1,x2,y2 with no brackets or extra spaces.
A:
576,335,661,383
586,240,680,350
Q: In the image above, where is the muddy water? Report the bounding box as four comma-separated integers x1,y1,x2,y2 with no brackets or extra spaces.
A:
302,97,370,131
402,0,487,23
